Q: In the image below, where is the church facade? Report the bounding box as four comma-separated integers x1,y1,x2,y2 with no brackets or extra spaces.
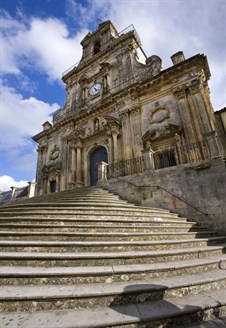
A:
33,21,223,195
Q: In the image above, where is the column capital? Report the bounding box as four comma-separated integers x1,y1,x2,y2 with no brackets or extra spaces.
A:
172,86,186,100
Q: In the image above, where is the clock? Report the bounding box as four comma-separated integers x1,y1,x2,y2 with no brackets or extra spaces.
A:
90,83,101,95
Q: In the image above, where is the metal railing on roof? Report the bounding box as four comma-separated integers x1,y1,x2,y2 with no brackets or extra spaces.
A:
62,24,140,78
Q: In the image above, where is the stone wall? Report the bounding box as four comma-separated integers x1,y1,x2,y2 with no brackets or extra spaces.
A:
100,157,226,233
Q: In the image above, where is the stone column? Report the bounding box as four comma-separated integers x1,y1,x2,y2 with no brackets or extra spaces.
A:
71,146,76,183
83,148,89,186
107,131,113,163
10,187,17,201
47,179,50,194
120,111,132,159
43,178,47,194
112,131,118,163
28,182,36,198
142,148,155,170
55,175,59,192
173,87,196,144
205,131,221,158
130,107,142,158
97,161,108,183
76,141,83,187
60,138,67,191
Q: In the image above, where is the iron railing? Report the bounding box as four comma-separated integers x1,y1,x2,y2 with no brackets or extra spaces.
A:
107,138,214,179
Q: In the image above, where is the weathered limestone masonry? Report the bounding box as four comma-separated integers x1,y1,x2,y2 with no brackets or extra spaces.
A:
101,156,226,233
33,20,225,198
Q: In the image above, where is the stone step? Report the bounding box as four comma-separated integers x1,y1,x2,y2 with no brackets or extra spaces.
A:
1,186,225,327
0,231,215,241
1,236,225,253
0,255,225,286
0,200,138,209
0,286,226,327
0,270,225,313
0,216,192,225
0,244,225,267
0,207,180,218
0,223,207,233
1,201,173,214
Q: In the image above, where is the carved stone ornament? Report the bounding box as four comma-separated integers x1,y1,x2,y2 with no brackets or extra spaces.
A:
78,74,89,85
149,106,170,124
142,124,182,148
146,55,162,77
99,62,112,73
42,161,62,178
50,145,59,161
172,86,187,100
67,126,85,141
105,115,121,131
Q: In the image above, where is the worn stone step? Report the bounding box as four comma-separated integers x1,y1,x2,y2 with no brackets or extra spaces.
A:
0,216,192,226
0,270,225,313
0,201,137,210
0,231,215,241
0,236,225,253
1,201,173,215
0,215,189,225
0,244,225,267
0,223,207,233
0,287,226,328
0,208,181,219
0,255,225,286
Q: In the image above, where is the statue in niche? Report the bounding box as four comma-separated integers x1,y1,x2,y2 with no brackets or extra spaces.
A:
94,118,99,131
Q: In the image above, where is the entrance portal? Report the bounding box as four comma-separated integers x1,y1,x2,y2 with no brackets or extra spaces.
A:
50,180,56,193
90,147,108,186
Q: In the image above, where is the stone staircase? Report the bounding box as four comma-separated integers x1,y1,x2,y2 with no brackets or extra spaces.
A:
0,186,225,328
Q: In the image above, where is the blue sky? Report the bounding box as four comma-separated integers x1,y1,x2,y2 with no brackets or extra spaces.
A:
0,0,225,191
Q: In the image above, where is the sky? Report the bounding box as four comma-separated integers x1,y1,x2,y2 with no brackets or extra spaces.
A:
0,0,225,191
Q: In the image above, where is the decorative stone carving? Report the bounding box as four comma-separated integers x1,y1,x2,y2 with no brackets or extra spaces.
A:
105,115,121,133
42,161,62,178
149,106,170,124
99,62,111,74
66,126,85,141
172,86,187,100
146,55,162,77
142,124,182,149
50,145,59,161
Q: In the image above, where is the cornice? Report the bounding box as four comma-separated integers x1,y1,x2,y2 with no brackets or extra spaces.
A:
33,54,210,143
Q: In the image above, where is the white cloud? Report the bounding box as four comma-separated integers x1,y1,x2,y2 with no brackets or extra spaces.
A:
0,12,88,80
0,175,29,192
0,82,59,181
0,83,59,150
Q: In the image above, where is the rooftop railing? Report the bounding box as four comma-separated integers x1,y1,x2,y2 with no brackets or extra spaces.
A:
62,24,140,78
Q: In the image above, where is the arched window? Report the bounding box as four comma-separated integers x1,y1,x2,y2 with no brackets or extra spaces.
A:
94,41,101,55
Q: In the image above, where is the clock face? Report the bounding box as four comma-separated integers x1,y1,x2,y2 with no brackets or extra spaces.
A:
90,83,101,95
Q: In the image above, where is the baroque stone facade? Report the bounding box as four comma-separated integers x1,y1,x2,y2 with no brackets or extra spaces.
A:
33,21,223,195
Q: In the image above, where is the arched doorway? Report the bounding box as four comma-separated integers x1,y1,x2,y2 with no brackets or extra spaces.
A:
90,147,108,186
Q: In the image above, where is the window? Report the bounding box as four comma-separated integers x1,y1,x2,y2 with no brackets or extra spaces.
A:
158,151,177,168
94,41,101,55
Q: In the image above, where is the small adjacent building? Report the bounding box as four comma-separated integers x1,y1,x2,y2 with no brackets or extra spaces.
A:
33,21,224,195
